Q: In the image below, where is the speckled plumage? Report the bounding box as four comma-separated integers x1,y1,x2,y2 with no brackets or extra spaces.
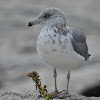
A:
27,7,91,69
27,7,91,95
31,8,90,69
37,25,85,69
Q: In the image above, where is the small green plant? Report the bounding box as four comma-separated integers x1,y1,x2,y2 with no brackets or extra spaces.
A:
27,71,57,100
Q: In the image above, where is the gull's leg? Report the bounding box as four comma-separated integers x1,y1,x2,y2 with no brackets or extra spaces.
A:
54,68,58,93
52,70,70,99
66,70,70,95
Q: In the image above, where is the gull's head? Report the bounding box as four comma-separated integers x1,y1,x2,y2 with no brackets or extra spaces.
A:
27,8,66,27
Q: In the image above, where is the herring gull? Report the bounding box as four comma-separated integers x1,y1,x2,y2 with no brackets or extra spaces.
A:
27,7,91,96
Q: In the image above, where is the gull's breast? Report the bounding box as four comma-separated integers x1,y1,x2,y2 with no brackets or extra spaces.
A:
37,27,85,69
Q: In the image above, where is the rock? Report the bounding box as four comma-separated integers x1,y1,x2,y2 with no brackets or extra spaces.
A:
0,92,37,100
0,92,100,100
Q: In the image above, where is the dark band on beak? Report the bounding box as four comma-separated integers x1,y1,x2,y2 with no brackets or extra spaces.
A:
28,22,33,26
26,19,40,28
27,22,33,27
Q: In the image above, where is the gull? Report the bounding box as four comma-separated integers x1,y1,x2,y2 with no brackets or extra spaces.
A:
27,7,91,95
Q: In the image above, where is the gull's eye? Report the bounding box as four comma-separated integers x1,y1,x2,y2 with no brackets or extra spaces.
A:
44,13,51,19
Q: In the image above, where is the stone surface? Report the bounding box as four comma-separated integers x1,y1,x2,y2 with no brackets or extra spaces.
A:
0,92,100,100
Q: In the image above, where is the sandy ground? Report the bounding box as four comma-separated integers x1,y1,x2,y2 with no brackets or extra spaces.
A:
0,92,100,100
0,0,100,95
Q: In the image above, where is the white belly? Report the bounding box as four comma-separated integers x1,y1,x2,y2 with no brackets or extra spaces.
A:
37,27,85,70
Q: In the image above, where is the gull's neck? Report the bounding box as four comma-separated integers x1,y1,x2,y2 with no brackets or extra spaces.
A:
44,23,67,35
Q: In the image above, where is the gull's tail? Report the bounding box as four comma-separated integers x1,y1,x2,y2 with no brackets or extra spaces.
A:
86,54,92,62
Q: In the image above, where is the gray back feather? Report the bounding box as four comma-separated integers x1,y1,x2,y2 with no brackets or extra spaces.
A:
68,27,90,60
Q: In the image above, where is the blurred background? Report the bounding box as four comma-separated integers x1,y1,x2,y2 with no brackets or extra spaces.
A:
0,0,100,96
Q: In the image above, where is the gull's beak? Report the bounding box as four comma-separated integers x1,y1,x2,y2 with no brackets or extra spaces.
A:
26,18,40,27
